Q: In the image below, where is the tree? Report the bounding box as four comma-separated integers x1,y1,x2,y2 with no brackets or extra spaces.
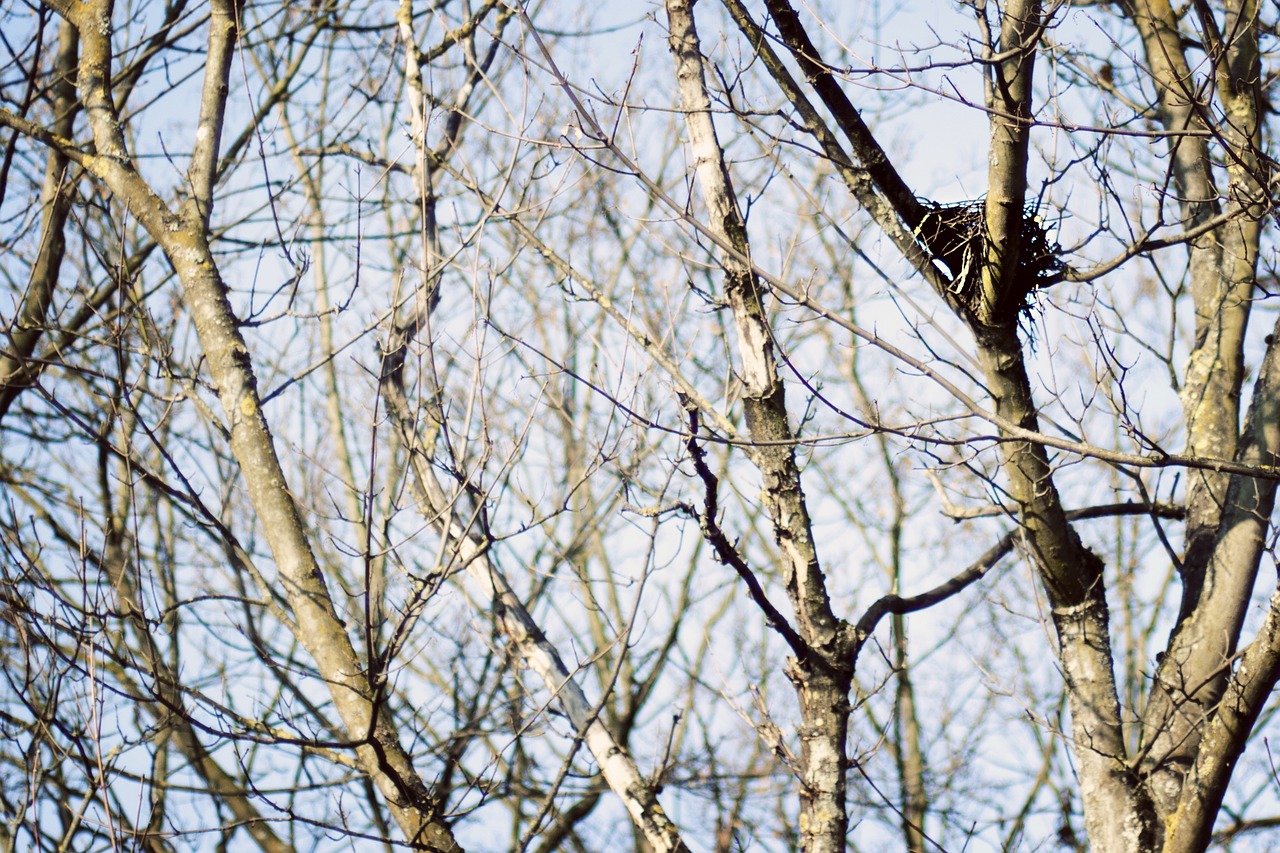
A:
1,0,1279,851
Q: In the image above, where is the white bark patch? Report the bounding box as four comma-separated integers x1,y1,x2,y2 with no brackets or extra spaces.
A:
736,318,774,395
805,735,840,778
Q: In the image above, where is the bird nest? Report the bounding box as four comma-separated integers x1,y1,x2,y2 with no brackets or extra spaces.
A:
913,198,1063,327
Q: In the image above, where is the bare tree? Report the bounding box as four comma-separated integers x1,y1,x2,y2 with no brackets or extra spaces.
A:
3,0,1280,851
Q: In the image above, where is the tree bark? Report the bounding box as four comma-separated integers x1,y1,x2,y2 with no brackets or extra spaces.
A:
974,325,1160,853
666,3,853,851
10,3,465,848
0,19,78,422
379,325,690,853
968,4,1160,848
1125,0,1267,816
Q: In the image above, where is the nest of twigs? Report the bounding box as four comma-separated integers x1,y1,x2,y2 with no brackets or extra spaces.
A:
913,198,1063,327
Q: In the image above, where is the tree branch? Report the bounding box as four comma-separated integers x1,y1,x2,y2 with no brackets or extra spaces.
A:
854,501,1186,656
681,401,809,659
